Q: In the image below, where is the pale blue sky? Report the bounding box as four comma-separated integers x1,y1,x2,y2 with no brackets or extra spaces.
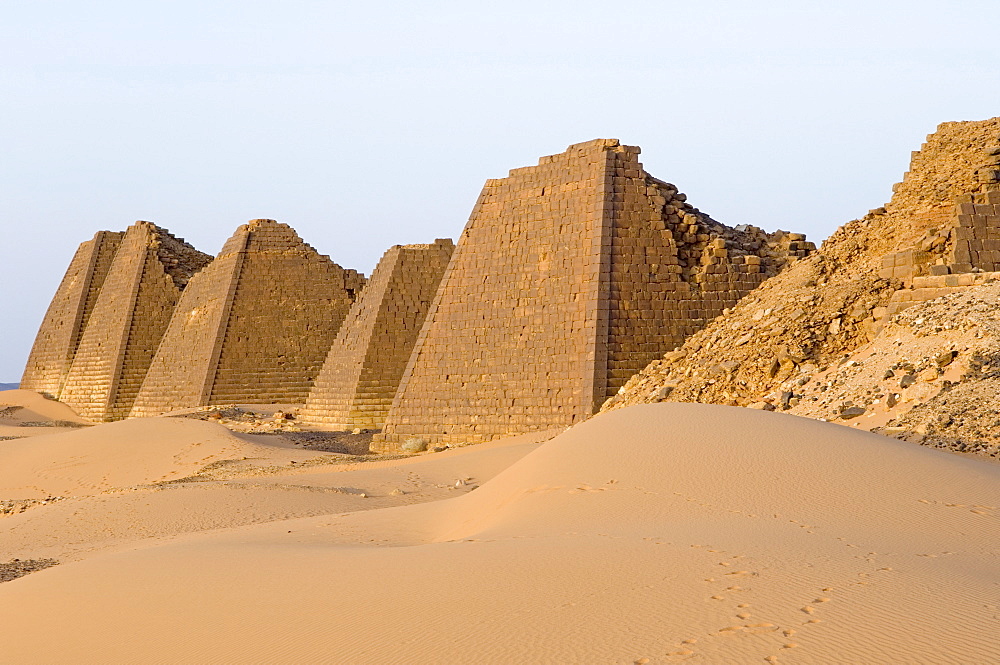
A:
2,1,997,380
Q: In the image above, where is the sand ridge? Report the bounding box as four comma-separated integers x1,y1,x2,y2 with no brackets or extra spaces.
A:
0,404,996,663
0,389,88,425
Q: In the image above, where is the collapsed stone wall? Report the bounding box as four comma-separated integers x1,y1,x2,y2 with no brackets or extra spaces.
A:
129,219,365,417
58,222,212,422
605,117,1000,419
298,239,454,428
373,139,812,450
603,168,811,401
20,231,124,397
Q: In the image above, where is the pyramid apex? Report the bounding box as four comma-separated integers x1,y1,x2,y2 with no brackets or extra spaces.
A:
566,138,620,151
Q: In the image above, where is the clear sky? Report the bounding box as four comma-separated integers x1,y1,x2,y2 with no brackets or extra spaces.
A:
2,0,998,381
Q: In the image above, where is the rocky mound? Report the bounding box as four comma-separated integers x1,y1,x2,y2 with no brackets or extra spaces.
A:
603,118,1000,459
781,280,1000,458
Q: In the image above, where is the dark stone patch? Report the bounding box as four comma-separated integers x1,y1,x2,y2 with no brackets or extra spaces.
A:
0,558,59,583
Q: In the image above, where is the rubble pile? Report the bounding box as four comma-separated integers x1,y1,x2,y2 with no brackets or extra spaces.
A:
604,118,1000,459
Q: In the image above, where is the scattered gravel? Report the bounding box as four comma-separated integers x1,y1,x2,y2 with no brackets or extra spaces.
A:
0,558,59,583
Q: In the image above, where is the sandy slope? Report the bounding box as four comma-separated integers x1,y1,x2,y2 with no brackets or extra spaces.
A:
0,388,90,440
0,404,998,664
0,417,343,500
0,428,547,564
0,389,86,424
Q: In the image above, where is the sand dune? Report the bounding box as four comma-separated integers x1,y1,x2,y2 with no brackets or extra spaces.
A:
0,428,548,565
0,389,86,424
0,404,997,664
0,417,334,500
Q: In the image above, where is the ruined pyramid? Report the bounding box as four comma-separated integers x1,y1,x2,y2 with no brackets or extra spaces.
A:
129,219,366,417
298,239,454,428
373,139,812,450
58,222,212,422
604,118,1000,461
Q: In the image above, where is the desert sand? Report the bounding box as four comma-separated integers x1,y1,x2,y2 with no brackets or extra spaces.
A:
0,391,997,664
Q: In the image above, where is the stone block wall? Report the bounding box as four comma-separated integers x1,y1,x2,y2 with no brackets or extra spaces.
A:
601,149,811,402
883,271,1000,319
298,239,454,428
58,222,212,421
20,231,123,397
129,219,366,417
946,191,1000,272
879,189,1000,320
878,190,1000,281
876,125,1000,283
373,139,812,450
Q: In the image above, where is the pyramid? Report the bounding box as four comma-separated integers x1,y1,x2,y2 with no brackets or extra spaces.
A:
20,230,124,397
59,222,213,421
298,239,454,428
373,139,812,450
130,219,366,417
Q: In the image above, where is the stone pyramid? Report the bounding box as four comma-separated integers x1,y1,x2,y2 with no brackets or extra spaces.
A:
298,239,454,428
373,139,812,450
59,222,212,421
130,219,366,417
20,230,124,397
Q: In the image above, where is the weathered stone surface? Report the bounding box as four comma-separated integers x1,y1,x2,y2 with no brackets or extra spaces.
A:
374,139,811,450
59,222,212,422
20,231,124,397
129,219,365,417
298,240,454,428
